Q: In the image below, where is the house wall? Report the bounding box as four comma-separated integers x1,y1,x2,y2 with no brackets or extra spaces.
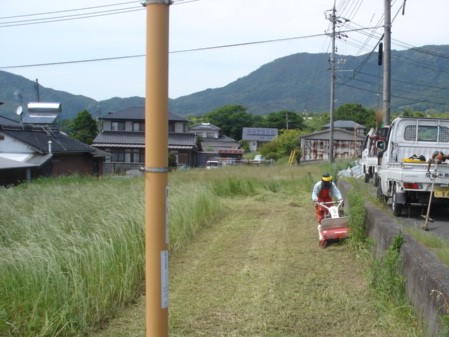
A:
0,134,33,153
102,120,186,133
102,120,112,131
0,168,29,186
302,139,363,161
50,154,97,176
173,121,186,133
249,141,257,152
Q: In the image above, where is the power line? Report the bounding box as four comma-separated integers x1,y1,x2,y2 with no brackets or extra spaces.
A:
0,1,138,20
0,26,377,70
0,30,332,70
0,8,143,27
0,0,195,28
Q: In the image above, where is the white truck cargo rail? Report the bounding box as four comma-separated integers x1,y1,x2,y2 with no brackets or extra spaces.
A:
376,117,449,216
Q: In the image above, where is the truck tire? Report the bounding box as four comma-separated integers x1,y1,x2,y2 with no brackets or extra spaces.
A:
364,173,370,183
372,173,379,187
391,189,403,216
377,181,387,203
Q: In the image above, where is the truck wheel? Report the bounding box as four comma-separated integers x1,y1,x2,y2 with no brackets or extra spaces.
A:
391,189,403,216
372,173,379,187
364,173,370,183
377,181,387,203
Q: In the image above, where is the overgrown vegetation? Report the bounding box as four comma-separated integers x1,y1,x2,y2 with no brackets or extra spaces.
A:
346,188,423,335
0,174,224,336
0,163,427,336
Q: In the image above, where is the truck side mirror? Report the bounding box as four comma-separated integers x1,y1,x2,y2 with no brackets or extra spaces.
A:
376,140,385,150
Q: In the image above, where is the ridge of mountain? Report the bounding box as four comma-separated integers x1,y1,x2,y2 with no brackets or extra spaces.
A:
1,44,449,120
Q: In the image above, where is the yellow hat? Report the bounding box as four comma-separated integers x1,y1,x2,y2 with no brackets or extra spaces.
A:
322,173,332,182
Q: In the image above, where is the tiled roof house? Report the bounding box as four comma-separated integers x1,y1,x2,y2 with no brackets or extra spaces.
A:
0,124,105,185
0,103,106,185
189,123,243,166
92,107,202,173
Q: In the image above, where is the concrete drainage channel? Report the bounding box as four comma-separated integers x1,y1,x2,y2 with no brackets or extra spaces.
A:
338,180,449,337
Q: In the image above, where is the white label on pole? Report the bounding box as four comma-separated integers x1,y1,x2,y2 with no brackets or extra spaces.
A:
161,250,168,308
166,187,169,244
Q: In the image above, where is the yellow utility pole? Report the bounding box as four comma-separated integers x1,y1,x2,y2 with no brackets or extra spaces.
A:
144,1,171,336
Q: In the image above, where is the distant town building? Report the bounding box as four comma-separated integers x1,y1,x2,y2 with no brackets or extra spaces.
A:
242,127,278,152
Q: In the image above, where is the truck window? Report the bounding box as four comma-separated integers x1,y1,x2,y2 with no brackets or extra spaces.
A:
404,125,449,142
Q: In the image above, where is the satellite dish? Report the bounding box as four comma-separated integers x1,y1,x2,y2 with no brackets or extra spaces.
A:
16,106,23,116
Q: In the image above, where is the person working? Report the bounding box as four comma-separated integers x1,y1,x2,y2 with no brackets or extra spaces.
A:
311,172,343,223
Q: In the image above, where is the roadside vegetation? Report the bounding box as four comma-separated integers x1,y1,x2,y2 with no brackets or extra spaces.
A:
0,163,426,336
350,177,449,268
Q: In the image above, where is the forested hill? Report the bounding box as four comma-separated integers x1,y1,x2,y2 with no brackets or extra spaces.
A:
1,44,449,120
169,45,449,116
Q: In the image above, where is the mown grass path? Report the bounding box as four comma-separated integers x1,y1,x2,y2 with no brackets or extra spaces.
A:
95,175,419,337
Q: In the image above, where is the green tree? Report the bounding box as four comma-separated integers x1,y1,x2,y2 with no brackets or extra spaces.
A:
240,140,250,153
259,111,305,130
186,114,207,128
69,110,98,145
303,112,329,132
204,105,254,140
335,103,375,128
260,129,301,160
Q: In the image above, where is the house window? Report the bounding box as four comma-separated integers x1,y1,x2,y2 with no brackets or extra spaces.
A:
206,132,215,138
133,122,144,131
111,122,125,131
131,149,145,163
168,123,175,132
111,149,126,162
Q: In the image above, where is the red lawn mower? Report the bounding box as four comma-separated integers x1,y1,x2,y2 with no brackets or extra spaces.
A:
316,200,349,248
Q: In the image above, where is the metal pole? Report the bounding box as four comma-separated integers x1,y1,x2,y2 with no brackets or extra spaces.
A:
422,164,438,231
329,4,336,163
383,0,391,125
144,1,171,336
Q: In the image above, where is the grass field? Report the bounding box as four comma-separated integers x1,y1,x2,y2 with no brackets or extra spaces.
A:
0,163,424,336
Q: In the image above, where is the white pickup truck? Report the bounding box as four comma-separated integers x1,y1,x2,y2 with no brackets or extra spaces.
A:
376,116,449,216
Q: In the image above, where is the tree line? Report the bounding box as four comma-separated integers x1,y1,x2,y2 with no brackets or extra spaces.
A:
64,103,439,161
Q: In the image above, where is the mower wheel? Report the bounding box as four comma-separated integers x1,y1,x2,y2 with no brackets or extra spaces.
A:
319,240,327,248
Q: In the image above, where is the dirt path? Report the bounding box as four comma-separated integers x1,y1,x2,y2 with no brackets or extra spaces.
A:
94,188,417,337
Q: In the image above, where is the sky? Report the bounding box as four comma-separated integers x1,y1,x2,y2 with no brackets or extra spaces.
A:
1,0,448,102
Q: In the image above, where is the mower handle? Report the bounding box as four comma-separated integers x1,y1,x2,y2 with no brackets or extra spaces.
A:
315,200,343,207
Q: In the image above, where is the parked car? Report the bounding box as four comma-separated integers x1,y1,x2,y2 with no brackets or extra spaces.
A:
205,160,220,169
253,155,264,163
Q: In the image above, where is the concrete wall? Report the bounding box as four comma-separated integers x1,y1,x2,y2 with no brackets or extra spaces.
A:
338,179,449,337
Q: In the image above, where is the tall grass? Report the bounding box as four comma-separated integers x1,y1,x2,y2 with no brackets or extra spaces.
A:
0,162,423,336
345,187,422,335
0,176,146,336
168,182,225,252
0,173,226,336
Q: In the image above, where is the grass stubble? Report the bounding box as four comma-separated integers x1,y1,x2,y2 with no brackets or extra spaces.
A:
0,165,423,336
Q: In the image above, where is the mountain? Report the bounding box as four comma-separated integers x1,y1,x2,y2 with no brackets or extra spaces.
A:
1,45,449,120
169,45,449,116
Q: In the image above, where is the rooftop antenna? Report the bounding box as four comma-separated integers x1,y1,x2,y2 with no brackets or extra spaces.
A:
35,79,40,102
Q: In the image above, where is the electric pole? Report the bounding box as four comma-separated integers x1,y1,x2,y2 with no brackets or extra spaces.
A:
144,1,172,336
383,0,391,125
327,4,337,163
